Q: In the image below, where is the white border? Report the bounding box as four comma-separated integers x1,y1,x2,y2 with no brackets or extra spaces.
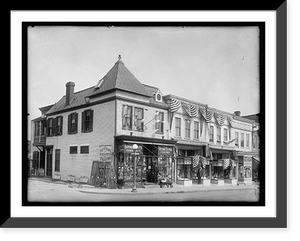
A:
11,10,276,218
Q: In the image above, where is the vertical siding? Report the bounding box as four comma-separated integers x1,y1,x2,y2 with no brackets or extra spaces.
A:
46,100,115,182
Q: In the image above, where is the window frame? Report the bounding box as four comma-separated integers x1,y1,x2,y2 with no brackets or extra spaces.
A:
217,126,221,144
68,112,78,134
155,111,164,134
185,119,191,138
241,133,245,148
69,146,78,154
54,149,60,172
194,121,199,139
82,109,94,133
122,105,133,130
209,125,214,143
223,128,228,143
246,133,250,148
134,107,144,132
80,145,89,154
175,117,181,137
235,132,239,147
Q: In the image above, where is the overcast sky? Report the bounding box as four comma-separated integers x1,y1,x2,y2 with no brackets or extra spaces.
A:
28,25,260,137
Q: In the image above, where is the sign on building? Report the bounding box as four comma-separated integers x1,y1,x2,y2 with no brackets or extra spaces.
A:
99,145,113,162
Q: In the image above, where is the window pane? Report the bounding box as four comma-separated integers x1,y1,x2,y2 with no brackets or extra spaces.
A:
80,146,89,154
70,146,77,154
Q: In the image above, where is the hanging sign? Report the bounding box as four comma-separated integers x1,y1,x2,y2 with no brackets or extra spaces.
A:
99,145,112,162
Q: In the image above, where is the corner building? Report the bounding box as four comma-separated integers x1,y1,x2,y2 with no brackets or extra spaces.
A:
30,56,259,188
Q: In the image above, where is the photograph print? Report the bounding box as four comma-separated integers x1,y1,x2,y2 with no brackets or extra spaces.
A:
26,23,263,205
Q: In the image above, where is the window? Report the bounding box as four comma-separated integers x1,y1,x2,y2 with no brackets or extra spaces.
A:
223,128,228,143
122,105,133,130
246,134,250,148
55,116,63,135
69,146,77,154
217,127,221,143
155,111,164,134
194,121,199,139
34,122,40,136
54,149,60,172
134,107,144,131
68,113,78,134
175,117,181,137
185,119,191,138
80,145,89,154
47,118,54,136
209,126,214,142
82,109,94,133
235,132,239,147
241,133,245,148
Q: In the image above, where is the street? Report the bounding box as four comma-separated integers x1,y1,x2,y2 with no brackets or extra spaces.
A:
27,177,259,203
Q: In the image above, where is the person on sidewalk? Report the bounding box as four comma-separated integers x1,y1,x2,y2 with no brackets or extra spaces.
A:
197,168,201,184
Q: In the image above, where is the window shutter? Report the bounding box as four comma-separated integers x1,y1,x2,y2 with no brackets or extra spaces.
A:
75,113,78,133
89,109,94,132
52,117,57,136
46,119,50,136
68,114,71,134
59,116,63,135
81,111,85,132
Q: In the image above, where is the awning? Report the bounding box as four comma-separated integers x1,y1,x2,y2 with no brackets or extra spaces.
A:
115,135,177,146
253,156,260,164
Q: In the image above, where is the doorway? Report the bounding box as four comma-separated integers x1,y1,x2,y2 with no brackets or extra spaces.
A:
145,157,158,183
46,148,53,177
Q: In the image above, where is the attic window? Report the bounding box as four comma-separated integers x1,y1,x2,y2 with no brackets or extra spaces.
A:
155,91,163,102
94,78,104,89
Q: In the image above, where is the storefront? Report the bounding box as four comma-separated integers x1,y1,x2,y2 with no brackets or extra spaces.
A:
237,155,253,185
209,147,238,185
175,144,206,186
115,135,177,188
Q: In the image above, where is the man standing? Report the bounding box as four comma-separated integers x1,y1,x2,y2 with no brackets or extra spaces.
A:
197,168,201,184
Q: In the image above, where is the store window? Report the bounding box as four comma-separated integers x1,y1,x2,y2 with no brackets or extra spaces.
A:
177,157,192,179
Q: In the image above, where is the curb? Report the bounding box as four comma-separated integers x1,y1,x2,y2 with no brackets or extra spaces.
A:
78,185,256,195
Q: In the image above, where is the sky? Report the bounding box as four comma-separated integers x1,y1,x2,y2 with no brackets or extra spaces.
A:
28,25,260,137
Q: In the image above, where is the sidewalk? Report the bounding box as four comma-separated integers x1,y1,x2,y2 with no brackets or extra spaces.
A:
29,177,258,196
78,182,258,195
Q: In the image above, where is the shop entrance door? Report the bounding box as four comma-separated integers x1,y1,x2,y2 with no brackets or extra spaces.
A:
145,157,158,183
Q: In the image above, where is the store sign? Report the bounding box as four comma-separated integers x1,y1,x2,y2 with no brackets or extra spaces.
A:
119,144,142,154
158,146,173,157
99,145,112,162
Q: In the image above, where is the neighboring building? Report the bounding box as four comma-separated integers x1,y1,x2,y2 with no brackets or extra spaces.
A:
30,56,260,187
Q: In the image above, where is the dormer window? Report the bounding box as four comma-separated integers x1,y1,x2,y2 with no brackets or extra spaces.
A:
94,78,104,89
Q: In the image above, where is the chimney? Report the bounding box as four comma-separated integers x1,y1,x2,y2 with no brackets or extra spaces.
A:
66,81,75,106
234,111,241,117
